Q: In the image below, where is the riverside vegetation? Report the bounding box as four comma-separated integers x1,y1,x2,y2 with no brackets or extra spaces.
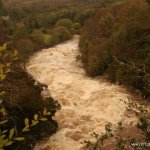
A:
79,0,150,99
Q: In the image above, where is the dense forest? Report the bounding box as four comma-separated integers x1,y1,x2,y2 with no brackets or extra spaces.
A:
80,0,150,98
0,0,150,149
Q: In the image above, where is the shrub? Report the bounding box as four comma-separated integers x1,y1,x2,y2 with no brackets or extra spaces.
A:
14,28,29,39
54,26,72,41
31,30,54,47
30,30,44,44
73,22,81,34
47,13,59,25
55,18,74,33
15,39,35,60
35,19,44,29
42,34,53,46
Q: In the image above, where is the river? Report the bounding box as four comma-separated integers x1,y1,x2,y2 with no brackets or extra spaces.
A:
26,36,132,150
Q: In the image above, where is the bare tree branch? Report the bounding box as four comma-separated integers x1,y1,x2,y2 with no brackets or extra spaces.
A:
113,56,150,77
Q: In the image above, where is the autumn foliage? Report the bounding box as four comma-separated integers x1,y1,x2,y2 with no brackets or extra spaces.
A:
80,0,150,98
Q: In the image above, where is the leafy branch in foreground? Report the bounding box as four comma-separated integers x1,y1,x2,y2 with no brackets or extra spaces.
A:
0,108,51,149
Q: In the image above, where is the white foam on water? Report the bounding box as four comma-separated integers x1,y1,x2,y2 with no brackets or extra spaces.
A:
26,36,130,150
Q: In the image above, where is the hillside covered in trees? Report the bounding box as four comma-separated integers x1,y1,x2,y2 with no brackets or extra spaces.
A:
80,0,150,99
0,0,117,61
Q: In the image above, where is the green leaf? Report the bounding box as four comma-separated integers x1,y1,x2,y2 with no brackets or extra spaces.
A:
15,137,25,141
24,118,29,127
2,138,8,145
46,112,51,115
40,118,48,121
34,114,38,121
5,141,14,146
2,130,8,134
9,128,15,139
31,121,39,126
22,127,30,132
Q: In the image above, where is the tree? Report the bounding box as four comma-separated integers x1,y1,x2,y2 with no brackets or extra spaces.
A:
73,22,81,34
47,13,58,25
54,26,72,41
15,39,35,60
55,18,74,33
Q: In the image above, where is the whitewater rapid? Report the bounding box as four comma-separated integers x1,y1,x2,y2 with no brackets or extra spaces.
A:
26,36,130,150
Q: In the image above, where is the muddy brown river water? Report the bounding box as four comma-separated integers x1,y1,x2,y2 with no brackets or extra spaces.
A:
26,36,134,150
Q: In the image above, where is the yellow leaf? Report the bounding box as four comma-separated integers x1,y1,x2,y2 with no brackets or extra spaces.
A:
5,141,14,146
40,118,48,121
15,137,25,141
24,118,29,127
2,43,7,50
46,112,51,115
9,128,15,139
34,114,38,121
22,127,30,132
31,121,39,126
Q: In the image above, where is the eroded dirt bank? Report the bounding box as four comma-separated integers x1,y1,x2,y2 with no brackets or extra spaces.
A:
26,36,133,150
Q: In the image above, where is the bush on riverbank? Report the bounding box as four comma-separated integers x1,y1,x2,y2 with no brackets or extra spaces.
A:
54,26,72,41
55,18,74,33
